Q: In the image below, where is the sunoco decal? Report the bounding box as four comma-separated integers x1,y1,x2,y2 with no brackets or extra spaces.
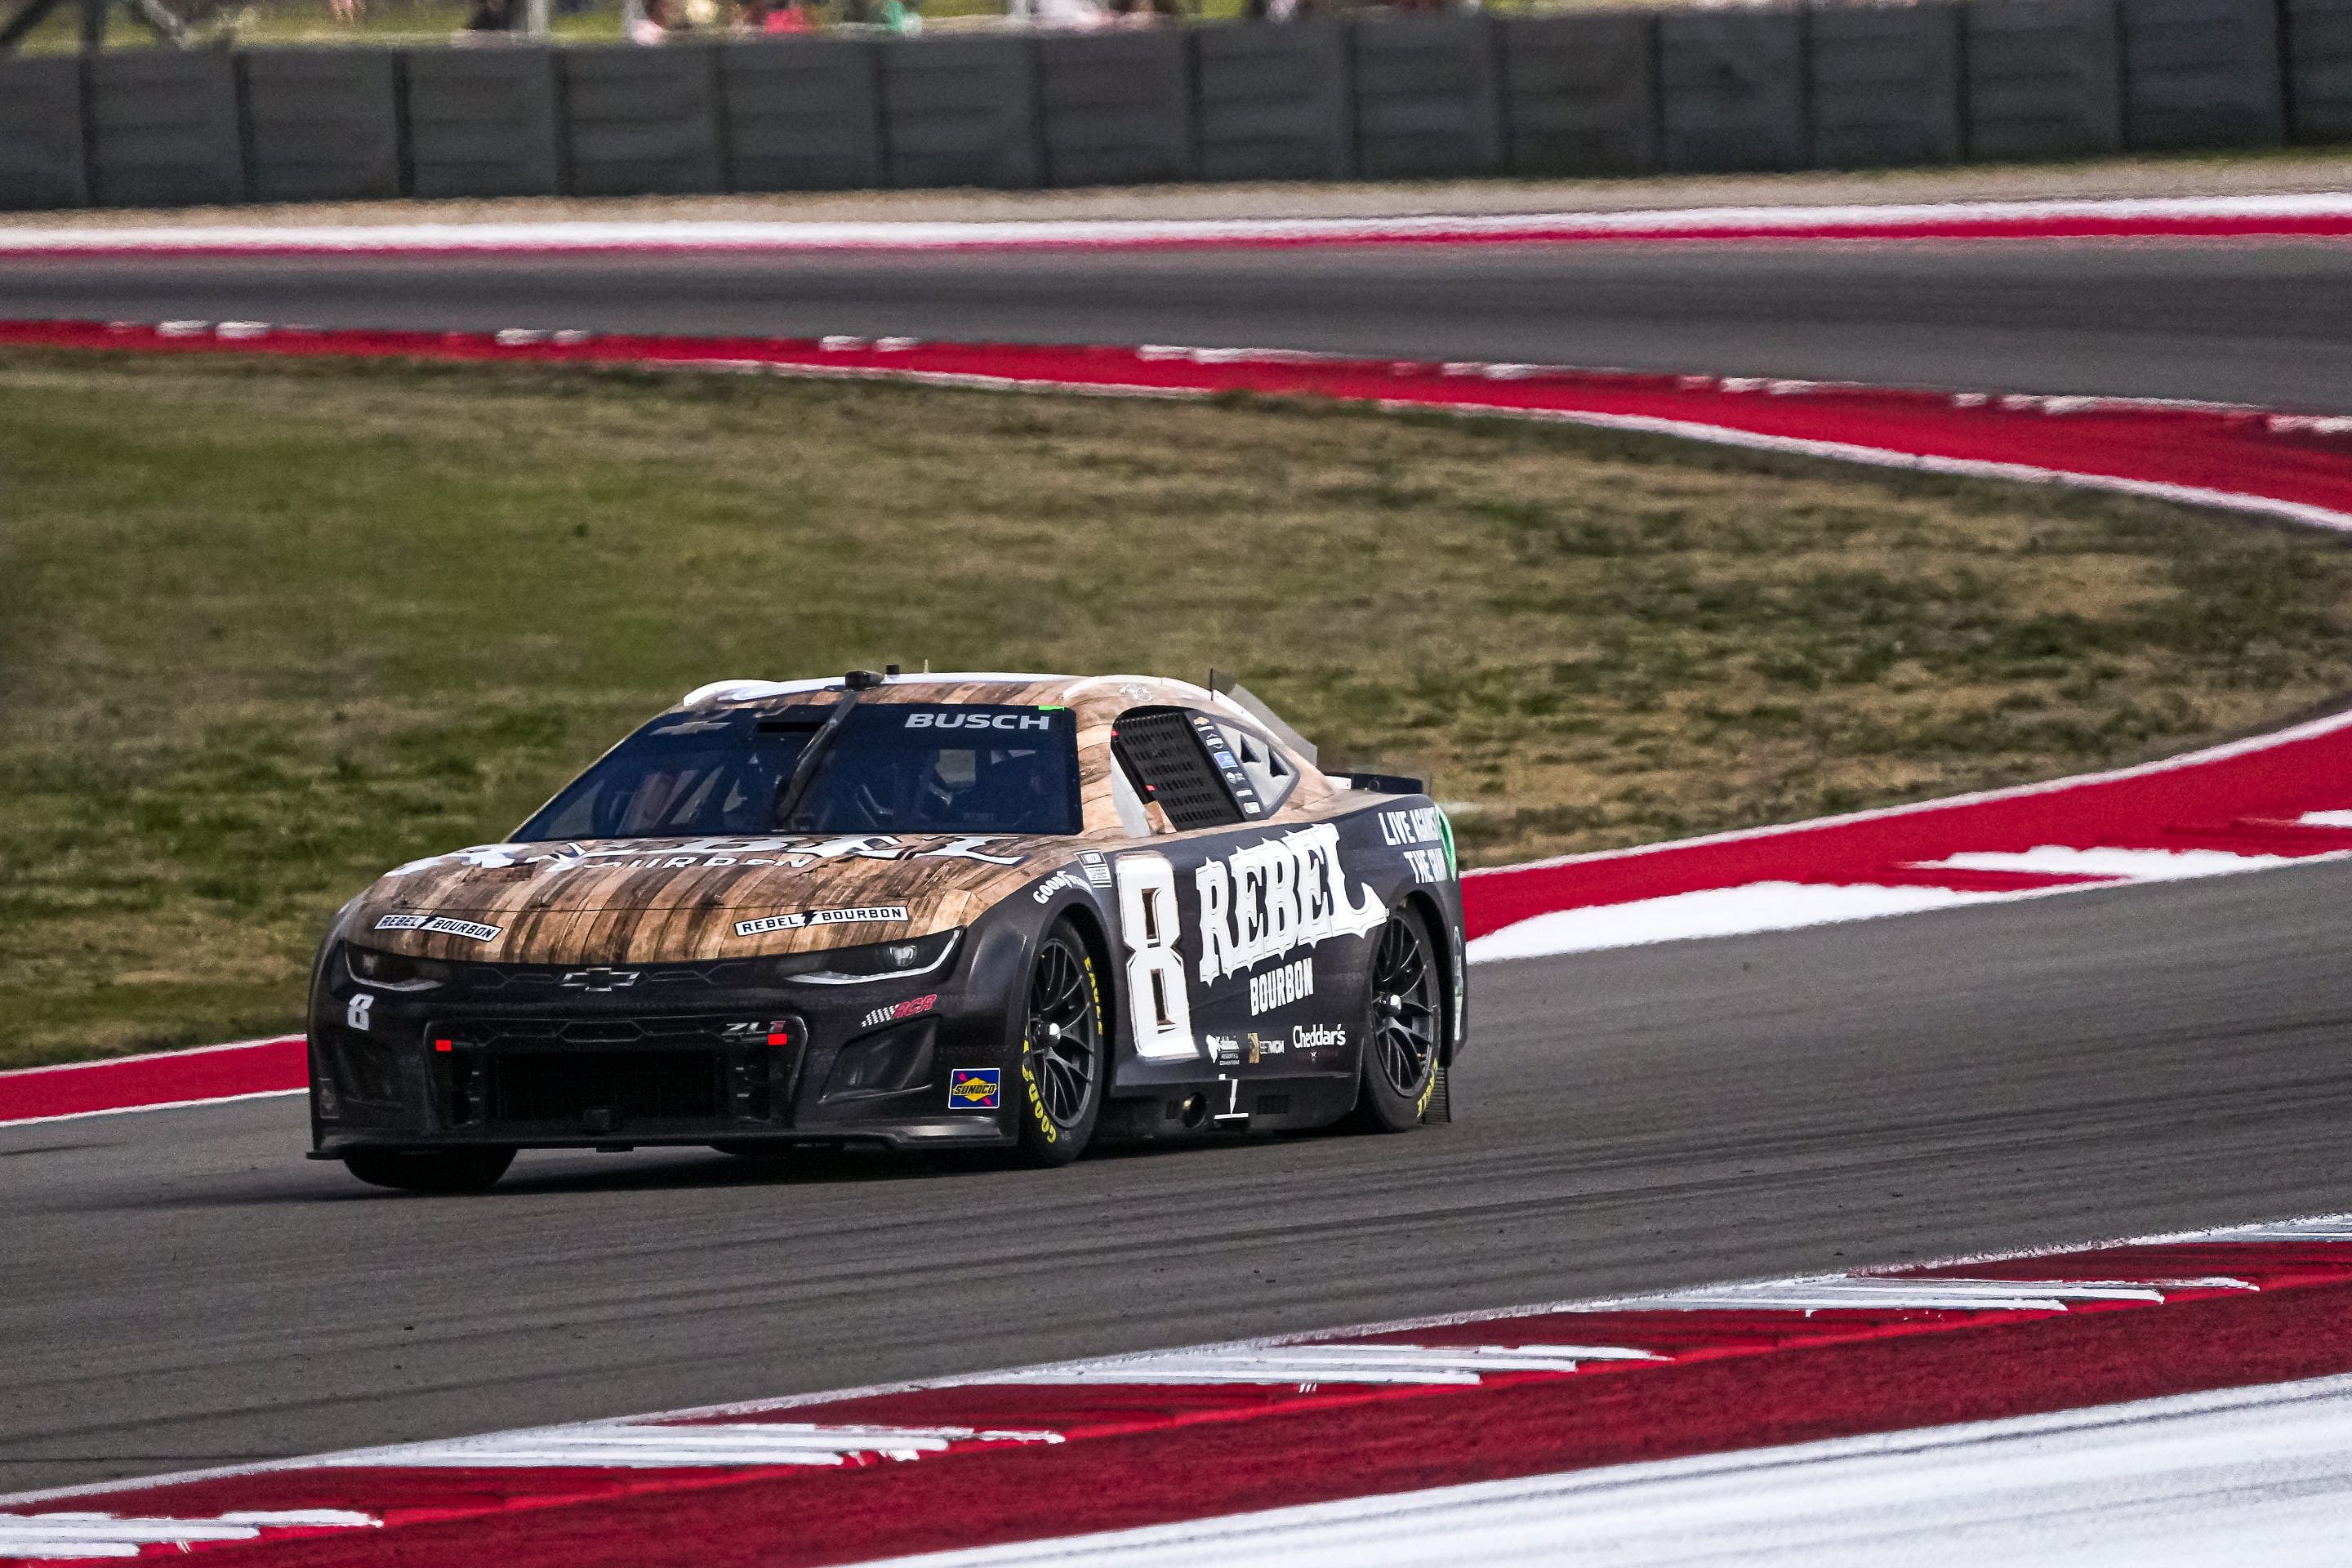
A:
948,1068,1001,1109
374,914,502,942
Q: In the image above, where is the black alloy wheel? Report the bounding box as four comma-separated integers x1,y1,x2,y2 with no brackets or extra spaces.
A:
1015,922,1105,1165
1347,904,1442,1133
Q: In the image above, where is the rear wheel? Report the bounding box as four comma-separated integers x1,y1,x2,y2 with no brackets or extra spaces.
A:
1014,922,1105,1166
342,1147,514,1194
1345,904,1442,1133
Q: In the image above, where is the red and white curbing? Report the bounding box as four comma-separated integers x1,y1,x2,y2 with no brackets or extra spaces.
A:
7,1214,2352,1565
4,192,2352,256
4,318,2350,532
1463,699,2352,956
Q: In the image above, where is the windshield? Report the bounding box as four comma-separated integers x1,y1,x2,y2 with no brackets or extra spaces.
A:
514,708,828,842
514,702,1081,841
785,704,1080,835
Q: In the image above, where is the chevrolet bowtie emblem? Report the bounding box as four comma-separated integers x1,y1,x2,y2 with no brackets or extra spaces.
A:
561,967,640,992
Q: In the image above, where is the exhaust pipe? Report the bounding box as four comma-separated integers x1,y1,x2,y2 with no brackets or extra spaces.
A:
1178,1093,1209,1130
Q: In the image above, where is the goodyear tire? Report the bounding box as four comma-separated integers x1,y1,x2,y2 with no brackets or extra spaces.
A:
1345,903,1442,1134
1014,920,1105,1167
342,1147,515,1194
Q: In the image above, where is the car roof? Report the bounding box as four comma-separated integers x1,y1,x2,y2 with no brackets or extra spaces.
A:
676,672,1260,736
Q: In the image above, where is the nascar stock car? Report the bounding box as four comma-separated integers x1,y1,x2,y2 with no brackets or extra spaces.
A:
308,671,1468,1191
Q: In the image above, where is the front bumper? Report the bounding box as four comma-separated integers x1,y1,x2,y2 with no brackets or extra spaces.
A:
307,944,1021,1155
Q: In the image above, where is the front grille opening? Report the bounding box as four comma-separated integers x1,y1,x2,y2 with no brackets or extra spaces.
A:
492,1050,723,1125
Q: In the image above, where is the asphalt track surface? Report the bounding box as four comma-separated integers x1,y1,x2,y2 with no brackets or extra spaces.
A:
9,857,2352,1494
6,239,2352,410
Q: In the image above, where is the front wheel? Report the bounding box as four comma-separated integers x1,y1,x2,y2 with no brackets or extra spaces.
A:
1345,904,1443,1133
1014,921,1106,1166
342,1147,515,1194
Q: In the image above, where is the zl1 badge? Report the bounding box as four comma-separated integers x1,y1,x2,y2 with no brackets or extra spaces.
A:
948,1068,1002,1110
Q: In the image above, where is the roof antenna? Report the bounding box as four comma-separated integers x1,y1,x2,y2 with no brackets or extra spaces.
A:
885,664,901,677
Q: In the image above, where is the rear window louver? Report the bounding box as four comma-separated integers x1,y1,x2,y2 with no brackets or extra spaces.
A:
1112,709,1244,831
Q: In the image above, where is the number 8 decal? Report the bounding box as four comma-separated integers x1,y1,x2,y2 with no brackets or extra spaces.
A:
1113,853,1197,1061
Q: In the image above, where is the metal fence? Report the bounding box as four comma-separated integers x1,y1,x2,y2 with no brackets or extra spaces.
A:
0,0,2340,210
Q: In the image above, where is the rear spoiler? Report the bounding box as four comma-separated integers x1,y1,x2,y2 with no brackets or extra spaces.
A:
1336,771,1428,795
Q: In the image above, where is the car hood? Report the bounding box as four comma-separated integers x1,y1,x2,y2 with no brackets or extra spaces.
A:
343,832,1098,967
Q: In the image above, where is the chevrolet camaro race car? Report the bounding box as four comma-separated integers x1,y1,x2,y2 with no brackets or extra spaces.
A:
308,672,1468,1192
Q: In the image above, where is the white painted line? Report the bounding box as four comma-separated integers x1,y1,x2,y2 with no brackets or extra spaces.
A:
997,1344,1662,1388
1464,882,2026,963
2,192,2350,254
309,1421,1060,1470
1585,1276,2248,1314
1913,846,2310,880
0,1508,373,1561
0,1036,296,1079
0,1089,305,1132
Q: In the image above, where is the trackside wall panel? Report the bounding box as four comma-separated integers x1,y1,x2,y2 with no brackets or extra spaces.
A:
0,56,87,210
239,48,403,203
86,51,243,207
563,45,726,196
1809,3,1964,167
2119,0,2288,149
1039,31,1192,188
1498,12,1659,176
881,35,1042,189
403,48,564,198
720,39,884,191
1351,14,1504,180
2289,0,2352,138
1192,21,1352,181
1659,10,1808,172
1965,0,2126,158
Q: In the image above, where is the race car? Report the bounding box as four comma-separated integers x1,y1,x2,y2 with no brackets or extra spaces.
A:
307,671,1468,1192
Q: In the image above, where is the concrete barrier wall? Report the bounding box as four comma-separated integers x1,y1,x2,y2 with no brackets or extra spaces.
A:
882,34,1041,188
0,56,87,210
1809,4,1963,167
1194,20,1352,181
2289,0,2352,139
2121,0,2287,149
1352,14,1503,180
1498,13,1659,176
86,51,244,207
1040,30,1192,188
403,48,564,199
721,38,884,191
563,44,726,196
0,7,2328,214
1965,0,2125,158
1659,11,1809,172
239,47,401,203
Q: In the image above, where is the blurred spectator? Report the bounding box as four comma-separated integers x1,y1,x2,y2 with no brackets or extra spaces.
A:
1013,0,1106,25
331,0,363,24
464,0,516,29
874,0,918,31
760,0,813,30
623,0,668,42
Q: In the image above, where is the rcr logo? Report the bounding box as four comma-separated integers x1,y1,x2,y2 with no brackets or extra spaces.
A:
905,712,1053,731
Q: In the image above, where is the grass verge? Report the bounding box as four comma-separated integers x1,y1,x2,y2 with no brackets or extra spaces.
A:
3,349,2350,1068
